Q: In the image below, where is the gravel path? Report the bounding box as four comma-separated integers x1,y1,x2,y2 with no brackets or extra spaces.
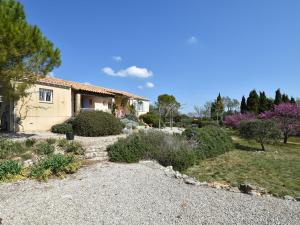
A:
0,161,299,225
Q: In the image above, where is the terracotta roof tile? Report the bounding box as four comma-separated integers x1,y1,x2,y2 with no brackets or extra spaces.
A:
38,76,149,100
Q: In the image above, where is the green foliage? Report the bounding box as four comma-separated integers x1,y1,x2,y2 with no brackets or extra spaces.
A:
30,154,79,181
51,123,73,134
0,0,61,102
35,142,55,155
72,111,123,137
0,160,22,181
211,93,224,121
0,137,25,159
185,126,233,159
120,118,139,129
57,139,68,148
64,141,85,155
107,131,196,171
259,91,270,113
246,90,259,114
240,96,247,114
239,120,282,151
139,112,161,128
46,138,56,145
274,89,282,105
25,138,36,147
124,114,139,122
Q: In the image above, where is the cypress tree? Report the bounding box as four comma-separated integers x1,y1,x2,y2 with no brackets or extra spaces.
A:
211,93,224,122
240,96,247,114
290,97,296,104
274,89,282,105
282,94,290,103
247,90,259,114
258,91,269,113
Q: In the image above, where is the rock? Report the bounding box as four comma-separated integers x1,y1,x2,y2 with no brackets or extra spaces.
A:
238,183,255,194
23,159,33,168
230,187,241,193
184,178,199,185
174,171,182,179
284,195,294,201
249,190,261,197
295,197,300,202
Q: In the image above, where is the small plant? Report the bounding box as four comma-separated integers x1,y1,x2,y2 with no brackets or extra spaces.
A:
30,154,80,181
51,122,73,134
0,137,26,159
239,120,282,151
25,138,37,147
0,160,22,181
57,139,68,148
139,113,161,128
46,138,56,145
64,141,85,155
35,142,55,155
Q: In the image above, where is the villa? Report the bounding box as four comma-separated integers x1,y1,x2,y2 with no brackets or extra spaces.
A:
0,76,149,132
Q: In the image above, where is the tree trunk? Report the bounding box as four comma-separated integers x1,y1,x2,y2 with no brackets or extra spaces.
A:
284,133,288,144
261,143,265,151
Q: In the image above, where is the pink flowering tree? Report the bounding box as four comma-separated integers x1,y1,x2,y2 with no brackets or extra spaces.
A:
224,113,256,128
260,103,300,143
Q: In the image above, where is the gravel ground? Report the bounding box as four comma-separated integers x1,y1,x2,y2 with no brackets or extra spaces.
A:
0,161,299,225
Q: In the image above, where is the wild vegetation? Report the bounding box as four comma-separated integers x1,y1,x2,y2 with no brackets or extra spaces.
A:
0,137,83,182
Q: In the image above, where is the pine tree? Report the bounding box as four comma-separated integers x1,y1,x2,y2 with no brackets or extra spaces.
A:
246,90,259,114
282,94,290,103
240,96,247,114
211,93,224,122
258,91,269,113
274,89,282,105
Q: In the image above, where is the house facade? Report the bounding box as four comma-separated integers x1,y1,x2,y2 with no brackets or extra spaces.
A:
0,76,149,132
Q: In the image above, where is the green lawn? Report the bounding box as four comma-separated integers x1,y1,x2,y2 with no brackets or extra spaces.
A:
185,134,300,197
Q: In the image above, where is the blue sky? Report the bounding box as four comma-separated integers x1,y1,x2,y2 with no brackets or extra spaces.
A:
20,0,300,112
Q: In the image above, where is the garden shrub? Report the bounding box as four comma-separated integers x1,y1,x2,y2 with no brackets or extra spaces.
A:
0,137,25,159
25,138,36,147
107,131,196,171
51,122,73,134
0,160,22,181
124,114,139,122
183,126,233,159
120,118,139,129
35,142,55,155
46,138,56,145
64,141,85,155
30,154,79,181
72,111,123,137
139,112,161,128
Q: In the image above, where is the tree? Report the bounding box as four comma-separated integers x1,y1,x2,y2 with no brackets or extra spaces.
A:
260,103,300,144
240,96,247,114
239,120,281,151
246,90,259,114
222,96,240,113
193,101,212,118
157,94,180,129
0,0,61,130
274,89,282,105
258,91,269,113
282,94,290,103
290,97,296,104
224,113,256,129
211,93,224,122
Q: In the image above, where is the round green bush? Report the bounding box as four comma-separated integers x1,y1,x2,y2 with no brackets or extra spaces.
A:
189,126,233,159
139,112,161,128
51,123,73,134
72,111,123,137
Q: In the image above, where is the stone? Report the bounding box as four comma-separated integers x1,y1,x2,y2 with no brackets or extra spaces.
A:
23,159,33,168
238,183,255,194
184,178,198,185
284,195,294,201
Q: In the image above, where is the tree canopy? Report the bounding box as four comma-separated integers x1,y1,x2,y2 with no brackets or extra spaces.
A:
0,0,61,102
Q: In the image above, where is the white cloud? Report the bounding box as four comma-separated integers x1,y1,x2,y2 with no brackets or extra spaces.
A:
112,56,122,62
187,36,198,44
138,85,144,90
146,82,154,88
102,66,153,78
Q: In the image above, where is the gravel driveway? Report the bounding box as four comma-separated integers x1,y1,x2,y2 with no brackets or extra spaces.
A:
0,161,299,225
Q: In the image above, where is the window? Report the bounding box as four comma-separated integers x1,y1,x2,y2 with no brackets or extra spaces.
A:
39,88,53,102
134,101,144,112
